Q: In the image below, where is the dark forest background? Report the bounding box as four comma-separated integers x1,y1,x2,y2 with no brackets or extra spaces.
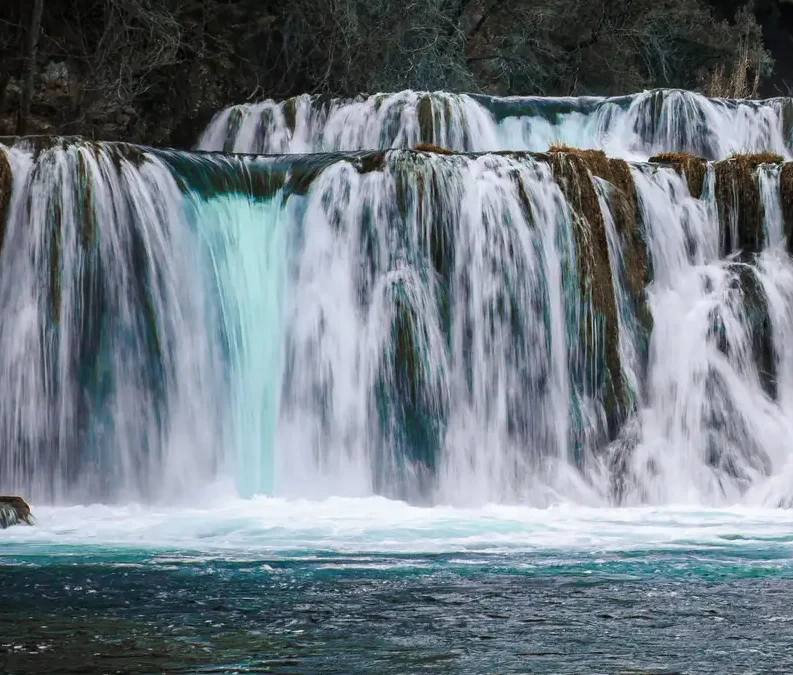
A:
1,0,792,148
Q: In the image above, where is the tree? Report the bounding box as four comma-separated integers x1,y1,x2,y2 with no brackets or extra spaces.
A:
0,0,783,146
16,0,44,135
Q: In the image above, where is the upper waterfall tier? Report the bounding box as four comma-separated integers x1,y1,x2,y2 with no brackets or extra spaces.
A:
199,89,793,161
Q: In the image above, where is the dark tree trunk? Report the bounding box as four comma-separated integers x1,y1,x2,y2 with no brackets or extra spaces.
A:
0,70,10,112
16,0,45,136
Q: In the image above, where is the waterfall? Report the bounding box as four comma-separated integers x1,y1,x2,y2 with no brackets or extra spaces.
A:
200,89,793,160
0,143,227,501
2,87,793,507
0,142,288,502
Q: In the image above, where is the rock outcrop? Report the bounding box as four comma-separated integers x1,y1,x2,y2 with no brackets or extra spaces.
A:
714,153,784,255
649,152,708,199
0,496,34,529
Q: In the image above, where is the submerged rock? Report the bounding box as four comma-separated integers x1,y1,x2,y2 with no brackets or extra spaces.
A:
0,496,34,529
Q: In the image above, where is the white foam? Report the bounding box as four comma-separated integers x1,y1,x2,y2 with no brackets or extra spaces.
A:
3,498,793,558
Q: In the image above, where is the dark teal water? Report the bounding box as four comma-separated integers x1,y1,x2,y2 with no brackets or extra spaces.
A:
3,502,793,673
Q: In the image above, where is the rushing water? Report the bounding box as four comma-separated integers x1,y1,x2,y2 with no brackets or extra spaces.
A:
200,88,793,160
4,500,793,673
2,141,792,506
2,89,793,672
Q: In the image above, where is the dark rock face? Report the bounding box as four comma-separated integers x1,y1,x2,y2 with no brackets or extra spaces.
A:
0,496,34,529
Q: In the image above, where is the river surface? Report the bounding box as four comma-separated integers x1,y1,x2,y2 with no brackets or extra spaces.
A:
2,498,793,673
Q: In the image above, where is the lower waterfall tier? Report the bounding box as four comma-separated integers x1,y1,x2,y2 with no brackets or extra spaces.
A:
1,140,793,507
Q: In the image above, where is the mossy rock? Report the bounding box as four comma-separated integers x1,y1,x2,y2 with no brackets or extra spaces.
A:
106,142,147,170
413,143,456,155
392,289,423,408
722,263,776,399
282,98,298,135
548,148,648,325
374,282,442,493
713,154,783,256
0,147,11,255
649,152,708,199
222,107,245,153
632,90,666,145
76,151,96,248
547,148,645,297
418,96,435,145
781,162,793,256
548,149,624,435
283,161,327,197
355,152,387,174
782,100,793,148
743,271,775,400
0,496,34,529
393,154,453,286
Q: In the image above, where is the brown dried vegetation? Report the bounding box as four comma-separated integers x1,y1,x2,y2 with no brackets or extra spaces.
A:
413,143,456,155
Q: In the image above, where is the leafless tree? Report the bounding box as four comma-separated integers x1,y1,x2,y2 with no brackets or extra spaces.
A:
16,0,44,135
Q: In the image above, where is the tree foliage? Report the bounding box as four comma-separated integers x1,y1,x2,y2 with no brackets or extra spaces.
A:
0,0,785,146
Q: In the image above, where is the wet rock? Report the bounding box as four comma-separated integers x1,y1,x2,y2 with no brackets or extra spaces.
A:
282,97,298,135
714,153,784,255
0,496,34,529
355,152,387,174
781,162,793,255
735,264,776,399
418,96,435,145
548,147,626,438
782,100,793,149
649,152,708,199
0,146,11,253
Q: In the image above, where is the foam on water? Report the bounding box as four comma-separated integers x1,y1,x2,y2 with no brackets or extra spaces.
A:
4,498,793,559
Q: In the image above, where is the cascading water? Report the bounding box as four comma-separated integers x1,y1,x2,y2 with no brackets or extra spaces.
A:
200,88,793,160
199,193,289,497
618,164,790,504
0,143,230,502
2,87,793,508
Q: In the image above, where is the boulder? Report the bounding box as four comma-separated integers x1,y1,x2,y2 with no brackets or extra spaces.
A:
0,496,34,529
